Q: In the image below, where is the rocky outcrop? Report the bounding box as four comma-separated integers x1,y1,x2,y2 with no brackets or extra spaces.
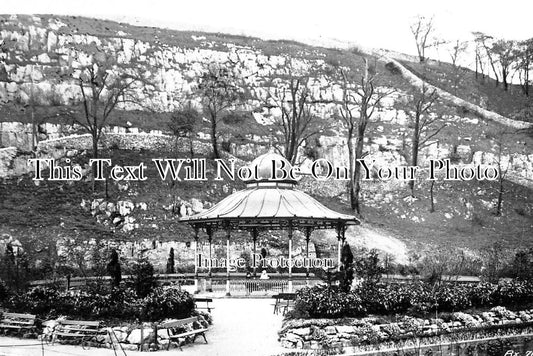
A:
0,15,359,119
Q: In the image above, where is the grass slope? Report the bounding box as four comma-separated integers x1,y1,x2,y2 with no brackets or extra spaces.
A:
400,59,533,123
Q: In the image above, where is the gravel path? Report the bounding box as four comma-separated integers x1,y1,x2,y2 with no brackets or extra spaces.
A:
0,298,287,356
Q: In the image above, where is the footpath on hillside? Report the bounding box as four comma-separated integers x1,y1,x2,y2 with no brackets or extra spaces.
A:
0,298,287,356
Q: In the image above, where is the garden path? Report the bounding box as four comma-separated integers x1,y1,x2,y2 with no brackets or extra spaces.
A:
0,298,287,356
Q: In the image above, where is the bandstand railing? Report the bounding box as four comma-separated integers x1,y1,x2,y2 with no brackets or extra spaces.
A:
200,278,318,295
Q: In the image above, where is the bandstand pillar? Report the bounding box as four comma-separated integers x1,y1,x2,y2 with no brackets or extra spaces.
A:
288,223,293,293
336,223,344,272
207,227,213,292
305,227,311,282
252,228,258,277
225,228,231,296
193,227,200,293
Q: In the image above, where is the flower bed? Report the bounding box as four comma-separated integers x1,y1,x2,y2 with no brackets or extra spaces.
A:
279,306,533,351
5,285,195,322
289,281,533,319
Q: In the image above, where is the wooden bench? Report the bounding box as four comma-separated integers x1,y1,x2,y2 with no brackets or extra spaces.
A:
160,317,208,350
193,297,214,312
272,293,296,315
0,312,36,335
52,320,104,345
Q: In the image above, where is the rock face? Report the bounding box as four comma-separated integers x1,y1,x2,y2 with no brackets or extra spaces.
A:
0,15,372,123
1,15,532,190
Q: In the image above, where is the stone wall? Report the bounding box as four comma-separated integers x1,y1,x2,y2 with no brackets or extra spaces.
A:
279,306,533,352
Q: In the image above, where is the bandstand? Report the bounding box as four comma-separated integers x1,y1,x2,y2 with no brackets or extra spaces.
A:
179,153,359,295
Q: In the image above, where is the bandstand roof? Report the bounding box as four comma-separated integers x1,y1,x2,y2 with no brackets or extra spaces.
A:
180,153,359,231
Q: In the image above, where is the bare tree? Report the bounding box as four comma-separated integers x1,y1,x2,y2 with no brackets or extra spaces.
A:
336,57,393,214
448,40,469,95
168,104,201,158
492,39,517,91
448,40,469,67
405,85,447,197
472,32,500,86
265,58,323,164
197,61,244,159
71,50,150,159
409,15,441,63
488,130,511,216
472,33,488,80
515,39,533,96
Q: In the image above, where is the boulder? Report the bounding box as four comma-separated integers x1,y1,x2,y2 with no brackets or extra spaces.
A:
190,198,204,213
281,339,296,348
111,328,128,343
120,343,139,351
335,325,354,334
284,333,301,343
157,328,169,340
325,326,336,334
126,328,153,345
291,327,310,337
117,200,135,215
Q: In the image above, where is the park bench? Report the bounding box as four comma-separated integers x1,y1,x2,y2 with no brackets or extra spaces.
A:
272,293,296,315
160,316,208,350
52,319,104,345
0,312,36,335
194,297,214,312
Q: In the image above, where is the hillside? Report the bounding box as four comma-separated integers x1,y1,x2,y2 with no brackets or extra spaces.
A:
0,15,532,275
399,58,533,123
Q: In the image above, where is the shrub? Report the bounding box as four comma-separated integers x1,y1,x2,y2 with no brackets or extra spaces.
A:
293,285,366,319
127,258,157,298
434,283,472,311
106,249,122,287
354,249,384,287
0,280,11,303
140,286,195,321
4,285,194,322
289,279,533,320
511,249,533,281
385,61,402,75
8,286,60,316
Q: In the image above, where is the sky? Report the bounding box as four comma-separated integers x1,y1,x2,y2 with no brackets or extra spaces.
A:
1,0,532,60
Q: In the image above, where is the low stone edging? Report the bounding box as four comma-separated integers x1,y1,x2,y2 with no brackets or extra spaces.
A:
279,306,533,351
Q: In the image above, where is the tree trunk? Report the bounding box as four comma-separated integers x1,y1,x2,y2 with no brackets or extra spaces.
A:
429,180,435,212
352,122,366,216
91,134,99,195
347,128,356,210
496,178,504,216
475,54,478,80
211,119,219,159
189,136,194,158
409,118,420,196
92,133,99,159
502,71,509,91
485,50,500,87
519,64,529,96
